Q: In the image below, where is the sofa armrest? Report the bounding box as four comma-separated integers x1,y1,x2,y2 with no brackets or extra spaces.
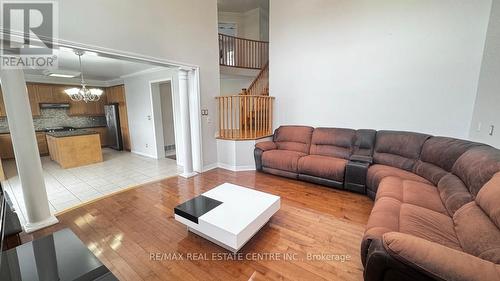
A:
254,148,264,171
255,141,277,151
350,154,373,164
382,232,500,281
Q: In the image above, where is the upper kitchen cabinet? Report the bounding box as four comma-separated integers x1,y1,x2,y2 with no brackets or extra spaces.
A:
0,134,14,159
106,85,131,151
0,88,5,117
51,85,72,103
68,89,107,116
0,84,40,117
35,83,73,104
26,84,41,116
34,83,55,103
92,93,107,116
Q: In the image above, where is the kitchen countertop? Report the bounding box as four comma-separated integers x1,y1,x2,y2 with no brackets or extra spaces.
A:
46,129,99,138
0,125,106,135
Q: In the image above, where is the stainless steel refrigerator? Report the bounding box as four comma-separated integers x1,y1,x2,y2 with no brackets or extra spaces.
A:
104,104,123,150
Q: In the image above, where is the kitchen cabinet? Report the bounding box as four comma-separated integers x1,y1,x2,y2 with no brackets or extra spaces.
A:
68,99,87,115
27,82,106,116
36,132,49,155
0,157,5,181
106,85,131,151
50,84,72,103
0,88,6,117
35,83,55,103
0,132,49,159
27,84,41,116
91,127,111,147
0,84,41,117
34,83,73,104
68,90,107,116
0,83,107,118
47,132,103,169
0,134,14,159
92,94,107,116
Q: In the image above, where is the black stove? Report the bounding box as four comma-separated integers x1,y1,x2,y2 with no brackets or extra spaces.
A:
44,126,76,133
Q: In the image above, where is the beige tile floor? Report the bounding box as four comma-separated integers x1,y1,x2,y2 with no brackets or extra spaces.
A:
2,148,180,225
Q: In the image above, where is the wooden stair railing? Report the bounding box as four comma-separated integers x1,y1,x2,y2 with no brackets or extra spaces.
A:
219,33,269,69
218,34,271,140
216,95,274,140
241,62,269,96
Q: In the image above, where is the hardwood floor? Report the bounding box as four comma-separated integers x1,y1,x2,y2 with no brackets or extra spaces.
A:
25,168,374,281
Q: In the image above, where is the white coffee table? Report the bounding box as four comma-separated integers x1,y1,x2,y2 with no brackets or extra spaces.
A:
174,183,281,252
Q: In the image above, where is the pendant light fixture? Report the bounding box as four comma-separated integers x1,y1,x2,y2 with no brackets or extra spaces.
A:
64,50,103,103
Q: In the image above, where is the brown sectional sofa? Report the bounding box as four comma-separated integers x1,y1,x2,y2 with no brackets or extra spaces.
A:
254,125,500,281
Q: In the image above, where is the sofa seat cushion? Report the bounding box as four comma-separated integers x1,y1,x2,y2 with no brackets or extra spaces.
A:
297,155,348,182
376,177,448,215
454,202,500,263
452,172,500,264
262,150,306,173
362,198,462,260
399,204,461,251
366,164,431,193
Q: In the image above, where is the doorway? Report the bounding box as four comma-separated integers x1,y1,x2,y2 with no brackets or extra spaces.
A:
151,80,177,160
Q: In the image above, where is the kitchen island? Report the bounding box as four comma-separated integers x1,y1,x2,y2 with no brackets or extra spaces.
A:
46,130,103,169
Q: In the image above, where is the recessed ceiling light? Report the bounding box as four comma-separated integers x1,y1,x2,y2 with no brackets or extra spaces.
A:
42,69,80,78
48,73,76,78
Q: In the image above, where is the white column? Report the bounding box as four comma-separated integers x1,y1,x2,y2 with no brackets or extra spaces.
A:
0,69,58,232
178,69,196,178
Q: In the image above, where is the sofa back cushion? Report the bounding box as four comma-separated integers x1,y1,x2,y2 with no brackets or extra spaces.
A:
414,137,480,185
273,126,314,154
475,171,500,230
373,131,430,171
453,172,500,263
353,129,377,157
437,174,473,216
309,128,356,159
452,145,500,196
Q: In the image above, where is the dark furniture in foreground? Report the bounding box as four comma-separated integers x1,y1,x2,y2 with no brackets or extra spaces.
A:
254,125,500,281
0,184,22,251
0,228,117,281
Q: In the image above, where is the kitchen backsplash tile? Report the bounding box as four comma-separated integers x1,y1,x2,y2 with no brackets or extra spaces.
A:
0,108,106,132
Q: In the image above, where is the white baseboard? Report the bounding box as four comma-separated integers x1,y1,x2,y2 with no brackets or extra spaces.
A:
23,215,59,233
131,150,156,159
179,171,198,178
203,163,219,172
165,150,176,156
217,163,256,172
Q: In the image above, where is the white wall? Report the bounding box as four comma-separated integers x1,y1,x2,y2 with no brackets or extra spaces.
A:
218,8,261,40
220,76,254,96
469,0,500,148
270,0,491,138
160,82,176,148
217,137,271,171
123,69,180,161
52,0,219,169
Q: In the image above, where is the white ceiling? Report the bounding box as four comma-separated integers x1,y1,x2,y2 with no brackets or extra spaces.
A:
217,0,268,13
23,47,158,83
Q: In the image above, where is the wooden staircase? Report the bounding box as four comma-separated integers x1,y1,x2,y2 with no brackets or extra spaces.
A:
217,34,272,140
239,62,269,132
